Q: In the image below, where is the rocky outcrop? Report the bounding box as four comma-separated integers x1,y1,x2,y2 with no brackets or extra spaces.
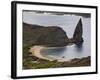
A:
23,18,83,47
67,18,83,44
73,18,83,40
63,18,84,45
73,18,83,44
23,23,68,47
34,27,69,47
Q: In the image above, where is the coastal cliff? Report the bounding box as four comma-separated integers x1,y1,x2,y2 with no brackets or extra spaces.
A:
66,18,83,45
72,18,83,44
23,23,68,47
23,18,83,47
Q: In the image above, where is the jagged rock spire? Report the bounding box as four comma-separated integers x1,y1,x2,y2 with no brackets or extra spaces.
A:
73,18,83,42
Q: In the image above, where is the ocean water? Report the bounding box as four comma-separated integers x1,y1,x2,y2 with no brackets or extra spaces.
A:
23,12,91,61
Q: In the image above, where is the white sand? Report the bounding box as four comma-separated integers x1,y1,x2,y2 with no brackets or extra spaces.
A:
29,46,72,62
29,46,54,61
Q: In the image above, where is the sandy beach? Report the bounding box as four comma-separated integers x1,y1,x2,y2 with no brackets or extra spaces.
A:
29,46,54,61
29,45,91,62
23,46,91,69
29,46,71,62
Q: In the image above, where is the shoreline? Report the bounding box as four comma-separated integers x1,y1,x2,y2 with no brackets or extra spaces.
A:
29,45,90,62
29,46,54,61
29,45,71,62
23,45,91,69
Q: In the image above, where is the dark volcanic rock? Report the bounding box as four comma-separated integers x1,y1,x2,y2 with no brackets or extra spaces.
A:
23,23,68,47
72,18,83,44
36,27,69,47
23,18,83,47
64,18,84,44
